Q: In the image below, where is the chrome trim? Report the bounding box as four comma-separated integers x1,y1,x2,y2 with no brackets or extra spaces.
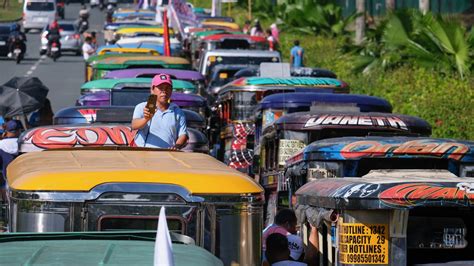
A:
10,183,204,203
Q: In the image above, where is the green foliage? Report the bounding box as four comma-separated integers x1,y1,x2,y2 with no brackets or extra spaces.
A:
284,35,474,140
254,0,358,37
348,9,472,79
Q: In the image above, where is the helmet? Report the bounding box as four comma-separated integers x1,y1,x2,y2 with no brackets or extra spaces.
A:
107,4,113,10
50,20,58,29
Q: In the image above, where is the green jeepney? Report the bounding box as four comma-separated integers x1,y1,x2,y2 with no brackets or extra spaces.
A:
90,56,191,81
85,53,156,82
81,78,197,95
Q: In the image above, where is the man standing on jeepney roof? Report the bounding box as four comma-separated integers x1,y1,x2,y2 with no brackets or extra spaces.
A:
131,74,188,149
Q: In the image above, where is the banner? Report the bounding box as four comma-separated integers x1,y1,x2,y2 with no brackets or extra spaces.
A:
278,139,305,166
169,0,199,36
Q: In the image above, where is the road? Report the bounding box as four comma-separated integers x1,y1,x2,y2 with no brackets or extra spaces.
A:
0,3,131,113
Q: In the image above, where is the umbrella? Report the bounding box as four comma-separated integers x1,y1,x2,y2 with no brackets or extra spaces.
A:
0,77,49,117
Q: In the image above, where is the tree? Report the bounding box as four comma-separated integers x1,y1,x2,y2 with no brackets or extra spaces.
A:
355,0,366,45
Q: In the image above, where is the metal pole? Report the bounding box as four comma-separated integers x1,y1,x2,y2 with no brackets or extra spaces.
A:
248,0,251,20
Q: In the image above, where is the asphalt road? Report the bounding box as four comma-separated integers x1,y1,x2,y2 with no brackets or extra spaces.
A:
0,3,132,113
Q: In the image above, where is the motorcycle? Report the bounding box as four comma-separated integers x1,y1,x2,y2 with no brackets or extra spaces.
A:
48,39,61,62
10,36,26,64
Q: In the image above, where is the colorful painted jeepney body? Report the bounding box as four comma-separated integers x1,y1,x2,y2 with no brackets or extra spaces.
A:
19,123,209,154
5,150,263,265
80,78,196,95
103,68,206,96
260,113,432,225
90,56,191,81
296,170,474,266
212,77,349,172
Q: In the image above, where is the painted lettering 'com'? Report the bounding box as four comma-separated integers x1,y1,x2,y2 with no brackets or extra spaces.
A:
340,140,469,160
379,183,474,207
25,126,137,149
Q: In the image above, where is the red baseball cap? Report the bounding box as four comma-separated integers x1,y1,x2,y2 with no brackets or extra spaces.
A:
152,73,172,88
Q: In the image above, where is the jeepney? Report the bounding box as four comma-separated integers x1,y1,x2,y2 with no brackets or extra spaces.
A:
103,68,206,96
115,36,182,56
85,54,145,82
5,150,263,265
200,21,240,31
80,78,197,95
207,64,256,97
198,50,281,79
0,231,223,265
90,56,191,81
77,91,208,117
212,77,349,173
53,106,206,132
234,66,338,79
114,27,175,40
192,34,267,69
296,169,474,265
260,113,432,225
96,46,160,56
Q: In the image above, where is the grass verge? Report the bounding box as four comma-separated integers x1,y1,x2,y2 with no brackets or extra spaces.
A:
0,0,22,22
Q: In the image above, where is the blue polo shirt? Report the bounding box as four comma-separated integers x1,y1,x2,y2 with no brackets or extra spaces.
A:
290,45,304,68
133,102,188,148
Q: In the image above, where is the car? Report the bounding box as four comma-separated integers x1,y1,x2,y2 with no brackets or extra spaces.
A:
0,24,14,56
40,20,82,56
23,0,57,32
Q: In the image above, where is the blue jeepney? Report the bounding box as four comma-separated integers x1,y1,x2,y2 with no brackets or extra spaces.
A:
260,113,432,224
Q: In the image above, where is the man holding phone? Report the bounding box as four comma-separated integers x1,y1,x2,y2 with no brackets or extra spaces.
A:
131,74,188,149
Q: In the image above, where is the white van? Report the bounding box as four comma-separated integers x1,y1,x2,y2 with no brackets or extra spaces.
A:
23,0,57,32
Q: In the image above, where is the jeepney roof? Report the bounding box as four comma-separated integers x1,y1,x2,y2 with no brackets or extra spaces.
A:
286,136,473,166
104,68,205,80
8,150,262,194
203,49,280,57
80,78,195,90
257,93,392,113
296,170,474,209
92,56,190,67
96,46,160,56
0,231,222,266
217,77,349,95
202,34,266,43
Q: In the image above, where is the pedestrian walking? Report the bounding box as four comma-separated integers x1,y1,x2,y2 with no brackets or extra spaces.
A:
82,36,95,60
131,74,188,149
270,23,279,43
290,40,304,68
250,19,264,37
266,29,277,51
243,20,251,35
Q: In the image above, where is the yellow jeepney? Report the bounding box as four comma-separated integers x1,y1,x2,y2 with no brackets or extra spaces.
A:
5,149,263,266
97,47,160,56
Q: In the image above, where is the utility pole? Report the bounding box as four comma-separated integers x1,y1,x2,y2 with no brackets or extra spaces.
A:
419,0,429,14
355,0,366,45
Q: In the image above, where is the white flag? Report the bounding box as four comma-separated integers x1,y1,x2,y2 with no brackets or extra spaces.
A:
154,207,175,266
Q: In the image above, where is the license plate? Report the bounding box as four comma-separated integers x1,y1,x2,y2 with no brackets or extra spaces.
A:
34,17,46,22
51,47,59,52
14,49,21,54
0,41,5,45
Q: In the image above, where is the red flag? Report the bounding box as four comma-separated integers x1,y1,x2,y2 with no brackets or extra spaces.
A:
163,9,171,56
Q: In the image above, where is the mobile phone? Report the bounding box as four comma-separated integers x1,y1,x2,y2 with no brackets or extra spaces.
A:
146,94,157,115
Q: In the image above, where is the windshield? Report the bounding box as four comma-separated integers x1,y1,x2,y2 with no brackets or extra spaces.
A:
209,69,240,88
231,91,258,121
207,55,279,75
26,1,55,11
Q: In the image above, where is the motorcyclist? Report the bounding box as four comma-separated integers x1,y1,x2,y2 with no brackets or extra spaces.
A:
46,20,61,55
7,23,27,58
79,5,90,20
77,5,90,33
105,4,114,24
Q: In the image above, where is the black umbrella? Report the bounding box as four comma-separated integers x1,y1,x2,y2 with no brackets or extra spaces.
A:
0,77,49,117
